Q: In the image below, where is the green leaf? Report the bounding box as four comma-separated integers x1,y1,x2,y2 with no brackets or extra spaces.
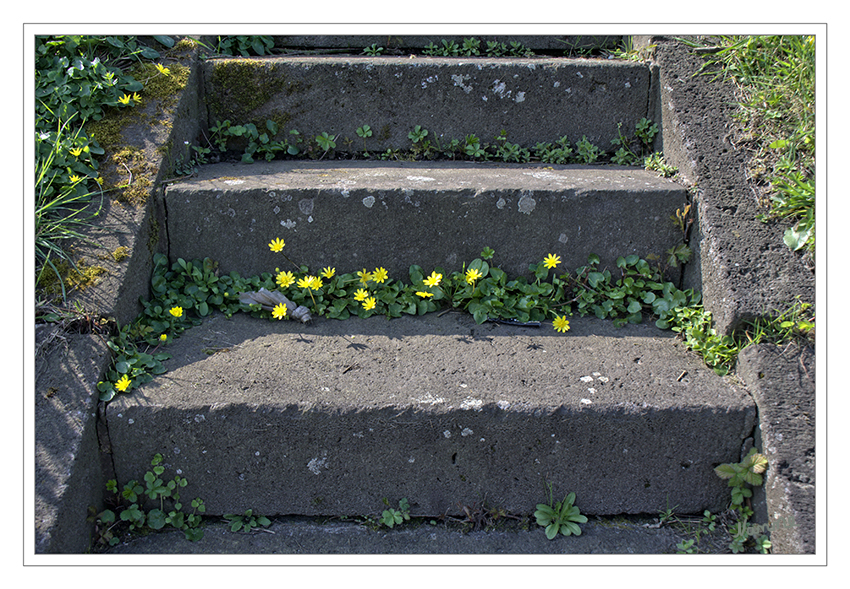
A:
153,35,176,48
147,509,167,530
714,463,737,480
587,272,605,288
783,224,811,251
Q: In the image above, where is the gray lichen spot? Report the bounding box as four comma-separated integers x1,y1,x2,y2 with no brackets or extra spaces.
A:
298,198,314,216
452,74,473,94
362,195,376,208
517,194,537,215
496,197,507,210
515,91,526,103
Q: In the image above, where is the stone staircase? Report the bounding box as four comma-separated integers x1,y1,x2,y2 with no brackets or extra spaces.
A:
102,36,757,525
39,36,818,556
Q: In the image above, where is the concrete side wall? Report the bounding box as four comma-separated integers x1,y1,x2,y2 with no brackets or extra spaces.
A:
647,38,815,334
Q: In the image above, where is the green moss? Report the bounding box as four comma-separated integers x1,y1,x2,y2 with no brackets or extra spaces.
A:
38,258,107,295
111,246,131,262
207,59,306,123
109,147,154,205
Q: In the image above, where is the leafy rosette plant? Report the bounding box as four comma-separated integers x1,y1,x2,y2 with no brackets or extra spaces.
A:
534,490,588,540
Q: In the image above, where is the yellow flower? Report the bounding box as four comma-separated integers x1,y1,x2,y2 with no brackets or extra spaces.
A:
69,147,83,157
310,277,323,291
297,276,316,289
118,93,132,105
115,374,131,392
159,334,168,342
416,291,434,298
357,269,373,284
69,175,82,183
372,267,389,284
354,288,369,301
424,271,442,287
268,237,285,252
553,315,570,333
169,306,183,318
321,267,336,279
272,303,287,320
362,296,377,311
132,92,142,103
543,253,561,269
276,270,295,288
155,63,171,76
95,177,104,185
465,268,483,285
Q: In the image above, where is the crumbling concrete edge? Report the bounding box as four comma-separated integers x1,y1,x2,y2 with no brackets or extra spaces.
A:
636,36,817,555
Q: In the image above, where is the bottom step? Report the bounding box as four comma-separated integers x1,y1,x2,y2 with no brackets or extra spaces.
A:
104,514,734,555
105,312,756,517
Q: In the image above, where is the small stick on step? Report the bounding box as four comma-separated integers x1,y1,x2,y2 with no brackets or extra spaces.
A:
677,370,688,382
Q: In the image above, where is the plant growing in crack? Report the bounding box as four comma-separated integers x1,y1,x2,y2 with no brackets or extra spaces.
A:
380,497,411,528
534,483,587,539
224,509,272,532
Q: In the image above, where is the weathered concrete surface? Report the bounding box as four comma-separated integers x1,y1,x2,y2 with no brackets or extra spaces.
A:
105,514,732,555
203,56,651,151
164,160,686,280
737,343,815,554
34,332,110,553
105,312,755,518
643,38,815,334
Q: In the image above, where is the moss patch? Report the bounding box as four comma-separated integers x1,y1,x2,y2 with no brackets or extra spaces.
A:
207,59,306,123
108,147,155,205
38,258,108,296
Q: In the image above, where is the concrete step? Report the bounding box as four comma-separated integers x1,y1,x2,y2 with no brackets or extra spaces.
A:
105,514,734,555
104,311,755,519
163,161,686,281
202,55,652,153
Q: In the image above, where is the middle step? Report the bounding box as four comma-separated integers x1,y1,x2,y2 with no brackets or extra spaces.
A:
164,161,687,280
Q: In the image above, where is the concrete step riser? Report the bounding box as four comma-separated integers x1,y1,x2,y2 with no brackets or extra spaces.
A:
203,57,652,153
106,314,755,518
164,161,686,280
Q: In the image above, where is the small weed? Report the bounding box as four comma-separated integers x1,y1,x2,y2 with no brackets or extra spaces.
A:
89,453,205,549
534,483,587,539
363,44,384,56
575,135,601,163
212,35,274,57
408,124,428,144
645,152,678,177
223,509,272,532
380,497,411,528
715,447,769,553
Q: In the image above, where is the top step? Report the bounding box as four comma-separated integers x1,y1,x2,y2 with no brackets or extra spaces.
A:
203,56,652,153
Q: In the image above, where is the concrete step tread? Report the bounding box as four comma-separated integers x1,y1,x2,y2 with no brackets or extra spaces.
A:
105,312,754,517
181,160,681,192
